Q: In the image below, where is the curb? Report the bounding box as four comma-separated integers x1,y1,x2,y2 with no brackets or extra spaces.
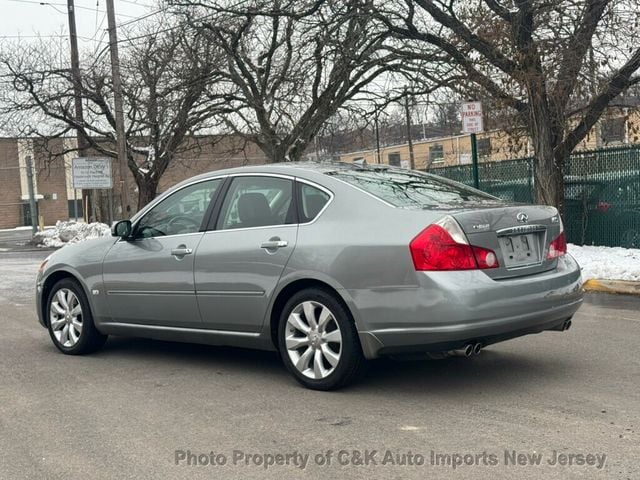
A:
583,279,640,296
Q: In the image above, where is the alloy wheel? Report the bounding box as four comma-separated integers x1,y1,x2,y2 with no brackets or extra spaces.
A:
285,301,342,379
49,288,83,348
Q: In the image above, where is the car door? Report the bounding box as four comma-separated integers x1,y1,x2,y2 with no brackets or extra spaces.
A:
102,178,223,327
194,175,298,332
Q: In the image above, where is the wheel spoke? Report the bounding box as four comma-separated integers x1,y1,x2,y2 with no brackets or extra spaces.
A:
317,307,332,333
50,317,65,331
287,312,310,334
51,303,65,315
295,346,314,372
302,302,317,329
322,329,341,344
61,324,70,345
321,344,340,367
285,334,309,350
57,290,69,310
70,305,81,317
71,318,83,332
69,325,79,344
313,349,327,379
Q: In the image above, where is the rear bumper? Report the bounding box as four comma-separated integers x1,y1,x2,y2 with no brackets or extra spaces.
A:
352,254,584,359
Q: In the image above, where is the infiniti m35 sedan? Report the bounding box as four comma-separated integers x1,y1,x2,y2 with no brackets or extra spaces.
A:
36,162,583,390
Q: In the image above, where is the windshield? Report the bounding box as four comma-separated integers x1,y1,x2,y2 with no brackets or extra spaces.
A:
326,168,501,208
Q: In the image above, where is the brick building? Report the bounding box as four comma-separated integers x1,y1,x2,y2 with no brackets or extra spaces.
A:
0,136,267,229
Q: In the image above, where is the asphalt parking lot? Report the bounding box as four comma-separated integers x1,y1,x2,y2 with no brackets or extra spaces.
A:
0,249,638,480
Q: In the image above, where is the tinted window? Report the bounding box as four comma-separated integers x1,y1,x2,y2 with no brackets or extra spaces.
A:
299,184,330,222
218,176,294,229
327,169,498,208
136,179,222,238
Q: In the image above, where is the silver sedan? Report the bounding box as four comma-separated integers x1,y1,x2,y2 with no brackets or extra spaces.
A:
36,162,583,390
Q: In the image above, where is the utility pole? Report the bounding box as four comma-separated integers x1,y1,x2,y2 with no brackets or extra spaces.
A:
26,156,38,235
67,0,90,221
106,0,130,218
404,88,415,170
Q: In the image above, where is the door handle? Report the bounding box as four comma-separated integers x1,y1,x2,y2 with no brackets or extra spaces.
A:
171,246,193,257
260,239,288,250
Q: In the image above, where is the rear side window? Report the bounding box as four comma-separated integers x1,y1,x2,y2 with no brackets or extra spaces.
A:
299,184,330,222
218,176,294,229
326,169,498,208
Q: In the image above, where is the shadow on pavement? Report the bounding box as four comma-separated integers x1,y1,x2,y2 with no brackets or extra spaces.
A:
90,335,571,395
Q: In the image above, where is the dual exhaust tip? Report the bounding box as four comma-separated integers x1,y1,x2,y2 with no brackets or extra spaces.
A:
448,342,483,358
445,318,573,358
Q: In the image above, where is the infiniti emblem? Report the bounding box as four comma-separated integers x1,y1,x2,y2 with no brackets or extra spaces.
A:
516,212,529,223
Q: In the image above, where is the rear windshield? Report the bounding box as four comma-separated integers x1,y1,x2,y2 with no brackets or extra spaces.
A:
326,168,500,208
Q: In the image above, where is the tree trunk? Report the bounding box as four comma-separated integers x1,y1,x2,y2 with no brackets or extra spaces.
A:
136,177,159,210
531,128,565,216
528,94,566,218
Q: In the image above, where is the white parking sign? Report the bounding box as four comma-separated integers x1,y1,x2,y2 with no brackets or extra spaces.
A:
461,102,484,133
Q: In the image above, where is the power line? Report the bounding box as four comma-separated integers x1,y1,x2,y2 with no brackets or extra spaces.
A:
116,7,167,28
0,34,101,42
118,0,155,6
6,0,137,19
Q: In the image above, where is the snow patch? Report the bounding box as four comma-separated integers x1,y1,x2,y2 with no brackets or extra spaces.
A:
568,244,640,282
31,221,111,248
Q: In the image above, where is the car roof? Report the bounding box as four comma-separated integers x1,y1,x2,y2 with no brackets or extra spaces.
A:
171,160,399,188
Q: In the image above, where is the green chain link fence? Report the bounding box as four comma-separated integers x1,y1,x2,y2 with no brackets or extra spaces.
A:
427,145,640,248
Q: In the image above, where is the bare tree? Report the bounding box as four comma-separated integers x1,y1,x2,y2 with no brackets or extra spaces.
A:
0,20,228,210
172,0,403,163
378,0,640,214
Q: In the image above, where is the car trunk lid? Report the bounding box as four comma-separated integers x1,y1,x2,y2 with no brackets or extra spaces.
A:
449,205,563,279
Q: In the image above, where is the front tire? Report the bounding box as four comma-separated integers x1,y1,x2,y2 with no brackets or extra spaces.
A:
278,288,366,390
46,278,107,355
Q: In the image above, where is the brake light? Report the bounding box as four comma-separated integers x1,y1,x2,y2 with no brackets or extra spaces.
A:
410,218,499,271
547,231,567,259
596,201,612,212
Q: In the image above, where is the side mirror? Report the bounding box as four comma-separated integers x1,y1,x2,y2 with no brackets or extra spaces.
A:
111,220,133,239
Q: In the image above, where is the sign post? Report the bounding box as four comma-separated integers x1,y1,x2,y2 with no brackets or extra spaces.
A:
72,157,113,222
461,102,484,189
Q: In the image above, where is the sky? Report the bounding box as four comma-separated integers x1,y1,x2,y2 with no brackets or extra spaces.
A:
1,0,157,51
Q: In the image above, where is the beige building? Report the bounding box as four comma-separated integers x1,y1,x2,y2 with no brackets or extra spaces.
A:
339,108,640,169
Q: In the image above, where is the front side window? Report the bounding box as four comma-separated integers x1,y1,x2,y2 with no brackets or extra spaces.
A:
218,176,294,229
135,179,222,238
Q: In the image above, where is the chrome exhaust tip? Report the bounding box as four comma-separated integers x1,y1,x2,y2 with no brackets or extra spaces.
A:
472,342,483,355
448,343,475,357
550,317,573,332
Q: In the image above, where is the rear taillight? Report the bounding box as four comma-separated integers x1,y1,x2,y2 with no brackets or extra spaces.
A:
410,217,499,271
547,231,567,259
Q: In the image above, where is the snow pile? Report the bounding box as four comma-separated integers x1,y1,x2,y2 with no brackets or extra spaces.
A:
568,244,640,282
32,221,111,248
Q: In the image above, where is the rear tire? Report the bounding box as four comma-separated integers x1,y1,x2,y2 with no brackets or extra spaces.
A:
277,288,366,390
46,278,107,355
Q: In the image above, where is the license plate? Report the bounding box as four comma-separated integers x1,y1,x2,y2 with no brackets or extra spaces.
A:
500,234,540,268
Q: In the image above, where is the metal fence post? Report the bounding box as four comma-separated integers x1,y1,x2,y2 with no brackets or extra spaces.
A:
471,133,480,189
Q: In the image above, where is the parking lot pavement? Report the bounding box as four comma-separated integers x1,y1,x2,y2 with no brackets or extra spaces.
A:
0,251,638,480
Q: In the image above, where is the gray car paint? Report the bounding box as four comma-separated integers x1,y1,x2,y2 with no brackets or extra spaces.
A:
36,162,583,359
